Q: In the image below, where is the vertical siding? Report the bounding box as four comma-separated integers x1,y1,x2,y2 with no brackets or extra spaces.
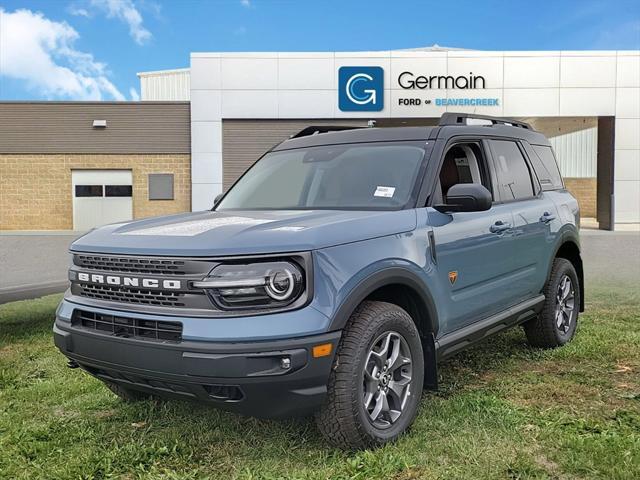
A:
139,69,190,101
549,127,598,178
0,102,190,153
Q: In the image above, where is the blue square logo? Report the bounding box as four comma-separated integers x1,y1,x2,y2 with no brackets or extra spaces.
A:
338,66,384,112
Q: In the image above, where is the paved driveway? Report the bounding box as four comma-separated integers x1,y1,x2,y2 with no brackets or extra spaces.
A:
0,229,638,304
0,233,78,303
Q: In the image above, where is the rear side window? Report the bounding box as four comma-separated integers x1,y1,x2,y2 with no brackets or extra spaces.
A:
530,145,564,190
489,140,535,201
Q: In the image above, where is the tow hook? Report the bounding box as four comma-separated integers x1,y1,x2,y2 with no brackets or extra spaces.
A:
67,359,80,369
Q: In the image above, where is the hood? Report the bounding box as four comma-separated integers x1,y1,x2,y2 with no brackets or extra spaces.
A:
70,209,417,256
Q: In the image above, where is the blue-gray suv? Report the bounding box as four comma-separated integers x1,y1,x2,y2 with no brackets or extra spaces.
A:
54,113,584,449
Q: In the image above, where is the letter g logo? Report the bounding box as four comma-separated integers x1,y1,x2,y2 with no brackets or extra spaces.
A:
339,66,384,112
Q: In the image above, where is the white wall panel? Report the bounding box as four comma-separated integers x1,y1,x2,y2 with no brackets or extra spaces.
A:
616,55,640,87
616,119,640,150
503,89,559,116
278,58,334,90
504,56,560,88
190,90,221,121
221,90,279,118
616,88,640,119
614,180,640,223
615,149,640,181
560,88,616,116
278,90,336,118
220,58,278,90
190,58,221,90
560,56,616,87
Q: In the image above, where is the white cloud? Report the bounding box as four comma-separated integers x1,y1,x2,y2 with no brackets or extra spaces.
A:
68,6,91,18
129,87,140,101
89,0,151,45
0,8,125,100
240,0,251,7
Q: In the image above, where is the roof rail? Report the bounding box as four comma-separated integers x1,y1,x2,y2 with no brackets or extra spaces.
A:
439,112,532,130
290,125,365,139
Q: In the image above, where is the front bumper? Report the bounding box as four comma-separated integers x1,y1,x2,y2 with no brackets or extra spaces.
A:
54,301,341,419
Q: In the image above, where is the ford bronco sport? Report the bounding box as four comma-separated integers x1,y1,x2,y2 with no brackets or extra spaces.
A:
54,113,583,449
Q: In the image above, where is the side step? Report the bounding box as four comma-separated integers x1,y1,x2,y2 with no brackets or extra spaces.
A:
435,295,544,361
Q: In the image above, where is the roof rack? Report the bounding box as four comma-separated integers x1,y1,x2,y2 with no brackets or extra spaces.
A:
290,125,365,139
439,113,532,130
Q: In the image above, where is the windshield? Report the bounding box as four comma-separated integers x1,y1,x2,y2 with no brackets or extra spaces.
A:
216,142,426,210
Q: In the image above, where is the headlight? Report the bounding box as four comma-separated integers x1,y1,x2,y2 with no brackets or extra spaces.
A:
193,260,306,311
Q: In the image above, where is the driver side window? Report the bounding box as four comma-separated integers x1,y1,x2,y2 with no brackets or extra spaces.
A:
433,142,493,204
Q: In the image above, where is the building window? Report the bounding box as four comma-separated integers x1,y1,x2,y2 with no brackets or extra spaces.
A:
75,185,103,197
105,185,133,197
149,173,174,200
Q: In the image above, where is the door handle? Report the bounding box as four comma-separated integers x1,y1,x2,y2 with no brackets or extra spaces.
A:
540,212,556,223
490,220,512,233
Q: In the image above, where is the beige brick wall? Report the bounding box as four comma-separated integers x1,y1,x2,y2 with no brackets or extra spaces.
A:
0,154,191,230
564,178,597,218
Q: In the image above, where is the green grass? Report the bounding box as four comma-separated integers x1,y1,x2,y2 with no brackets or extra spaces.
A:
1,287,639,480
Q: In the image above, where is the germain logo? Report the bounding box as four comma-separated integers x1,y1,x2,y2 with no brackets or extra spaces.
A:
338,66,384,112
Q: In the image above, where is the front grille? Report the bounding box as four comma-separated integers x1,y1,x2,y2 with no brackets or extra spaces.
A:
73,309,182,342
78,283,186,307
74,254,188,275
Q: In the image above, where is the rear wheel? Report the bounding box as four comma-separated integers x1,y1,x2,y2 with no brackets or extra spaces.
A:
315,301,424,450
103,380,153,402
524,258,580,348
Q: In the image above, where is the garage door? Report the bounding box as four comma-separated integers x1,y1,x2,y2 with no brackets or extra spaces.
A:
222,120,367,190
72,170,133,231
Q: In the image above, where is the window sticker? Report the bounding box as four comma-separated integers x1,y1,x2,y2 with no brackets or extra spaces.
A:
374,186,396,198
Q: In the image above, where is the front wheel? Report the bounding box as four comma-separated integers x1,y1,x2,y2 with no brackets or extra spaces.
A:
524,258,580,348
315,301,424,450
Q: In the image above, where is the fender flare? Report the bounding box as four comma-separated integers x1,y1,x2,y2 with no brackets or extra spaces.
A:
547,229,585,312
327,266,439,337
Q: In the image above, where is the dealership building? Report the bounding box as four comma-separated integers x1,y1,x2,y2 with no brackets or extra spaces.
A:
1,47,638,231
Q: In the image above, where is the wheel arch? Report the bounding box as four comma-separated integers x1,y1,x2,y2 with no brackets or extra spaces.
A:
328,267,440,390
551,238,584,312
328,267,439,336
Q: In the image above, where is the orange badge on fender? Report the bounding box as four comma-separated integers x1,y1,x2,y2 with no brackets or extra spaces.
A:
448,271,458,285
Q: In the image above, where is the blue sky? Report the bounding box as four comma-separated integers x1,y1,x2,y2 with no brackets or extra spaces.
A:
0,0,639,101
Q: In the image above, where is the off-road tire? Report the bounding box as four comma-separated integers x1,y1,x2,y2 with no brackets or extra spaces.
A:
103,380,153,402
315,301,424,450
524,258,580,348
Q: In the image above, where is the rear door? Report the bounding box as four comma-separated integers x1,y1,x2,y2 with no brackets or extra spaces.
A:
487,139,561,299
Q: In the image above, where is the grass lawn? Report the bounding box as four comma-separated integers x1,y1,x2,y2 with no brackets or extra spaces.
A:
1,287,638,479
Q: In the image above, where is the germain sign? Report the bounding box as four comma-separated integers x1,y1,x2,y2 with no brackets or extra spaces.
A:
397,71,486,89
395,70,499,108
337,66,499,111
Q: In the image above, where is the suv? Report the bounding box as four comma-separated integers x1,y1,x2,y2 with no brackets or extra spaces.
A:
54,113,583,449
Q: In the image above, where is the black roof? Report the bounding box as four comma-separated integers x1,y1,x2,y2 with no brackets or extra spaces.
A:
274,114,551,151
272,126,434,151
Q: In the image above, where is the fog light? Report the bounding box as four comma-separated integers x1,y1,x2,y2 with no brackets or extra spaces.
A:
280,357,291,369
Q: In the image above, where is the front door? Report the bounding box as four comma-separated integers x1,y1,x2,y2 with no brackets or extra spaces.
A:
427,140,519,335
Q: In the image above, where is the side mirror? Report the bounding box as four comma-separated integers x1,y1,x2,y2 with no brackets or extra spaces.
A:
212,193,223,209
434,183,492,213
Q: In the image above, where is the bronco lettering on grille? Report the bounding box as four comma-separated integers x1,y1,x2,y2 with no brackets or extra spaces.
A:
77,272,182,290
